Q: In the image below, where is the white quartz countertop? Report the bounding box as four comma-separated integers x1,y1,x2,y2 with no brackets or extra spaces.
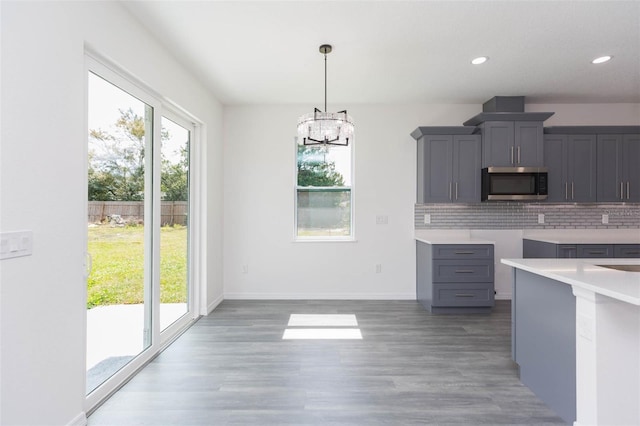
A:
501,258,640,305
415,230,494,245
523,229,640,244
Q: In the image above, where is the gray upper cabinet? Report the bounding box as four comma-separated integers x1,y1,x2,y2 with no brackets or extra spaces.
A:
544,134,597,202
416,132,481,203
597,134,640,202
480,121,544,167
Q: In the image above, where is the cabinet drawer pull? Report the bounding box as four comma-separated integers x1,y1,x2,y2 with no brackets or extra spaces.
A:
587,251,605,255
624,251,640,255
454,270,475,274
455,294,475,298
454,251,474,255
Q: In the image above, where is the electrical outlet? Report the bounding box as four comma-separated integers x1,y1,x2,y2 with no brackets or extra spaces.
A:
242,264,249,274
538,214,545,224
424,214,431,224
375,264,382,273
376,215,388,225
602,214,609,224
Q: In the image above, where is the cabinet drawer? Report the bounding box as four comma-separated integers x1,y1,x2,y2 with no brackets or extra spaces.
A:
432,244,494,260
577,244,614,258
615,244,640,258
432,283,494,307
432,260,494,282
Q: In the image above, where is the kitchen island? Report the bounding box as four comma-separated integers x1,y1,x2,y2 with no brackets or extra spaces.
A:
502,257,640,426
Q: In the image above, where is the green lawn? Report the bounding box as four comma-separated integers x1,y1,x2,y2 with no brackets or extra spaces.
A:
87,225,187,309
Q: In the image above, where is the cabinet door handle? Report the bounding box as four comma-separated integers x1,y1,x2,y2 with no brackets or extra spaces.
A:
627,181,630,200
565,182,568,200
517,146,521,164
587,250,605,255
455,182,458,200
571,182,574,200
454,270,475,274
510,146,514,164
449,182,452,200
455,294,475,298
621,182,624,200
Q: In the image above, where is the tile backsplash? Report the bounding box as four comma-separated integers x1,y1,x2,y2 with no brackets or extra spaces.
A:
415,203,640,229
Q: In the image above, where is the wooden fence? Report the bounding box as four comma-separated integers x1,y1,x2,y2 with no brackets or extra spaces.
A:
88,201,188,226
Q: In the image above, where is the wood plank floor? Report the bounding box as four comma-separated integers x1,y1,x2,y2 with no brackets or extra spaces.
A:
88,300,567,425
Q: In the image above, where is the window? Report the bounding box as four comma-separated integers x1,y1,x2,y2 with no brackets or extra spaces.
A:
295,143,353,239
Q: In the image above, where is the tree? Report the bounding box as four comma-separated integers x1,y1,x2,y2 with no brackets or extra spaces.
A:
161,145,189,201
88,109,188,202
297,146,345,187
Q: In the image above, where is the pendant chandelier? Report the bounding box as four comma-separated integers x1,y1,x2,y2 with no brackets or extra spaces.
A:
297,44,354,146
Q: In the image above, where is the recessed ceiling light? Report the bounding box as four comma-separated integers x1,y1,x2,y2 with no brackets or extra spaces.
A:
592,55,612,64
471,56,488,65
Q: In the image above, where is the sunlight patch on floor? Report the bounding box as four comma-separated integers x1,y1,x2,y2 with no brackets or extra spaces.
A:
283,314,362,340
282,328,362,340
287,314,358,327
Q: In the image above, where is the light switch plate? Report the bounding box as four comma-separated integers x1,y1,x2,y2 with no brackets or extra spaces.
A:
0,230,33,260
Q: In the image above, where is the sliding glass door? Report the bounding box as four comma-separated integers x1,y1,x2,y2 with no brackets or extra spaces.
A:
85,60,195,400
86,71,153,394
159,115,191,331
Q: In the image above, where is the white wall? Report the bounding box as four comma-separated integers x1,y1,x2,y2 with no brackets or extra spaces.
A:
0,1,223,424
223,104,480,299
223,102,640,300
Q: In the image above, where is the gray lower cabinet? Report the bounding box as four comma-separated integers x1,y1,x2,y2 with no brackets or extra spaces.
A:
597,134,640,202
614,244,640,258
417,134,481,203
523,240,638,258
544,134,597,202
417,242,494,313
480,121,544,167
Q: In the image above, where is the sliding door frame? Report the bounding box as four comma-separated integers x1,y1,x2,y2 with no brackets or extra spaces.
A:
84,51,204,412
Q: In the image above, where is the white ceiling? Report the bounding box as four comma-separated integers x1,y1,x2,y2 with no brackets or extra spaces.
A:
123,1,640,106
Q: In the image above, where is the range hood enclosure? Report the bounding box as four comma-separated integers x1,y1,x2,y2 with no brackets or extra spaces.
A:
464,96,555,126
483,96,525,113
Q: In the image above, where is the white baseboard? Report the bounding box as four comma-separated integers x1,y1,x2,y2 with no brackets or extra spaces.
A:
223,292,416,300
67,412,87,426
206,293,224,314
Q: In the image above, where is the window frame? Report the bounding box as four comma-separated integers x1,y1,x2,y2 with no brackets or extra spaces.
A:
294,138,355,242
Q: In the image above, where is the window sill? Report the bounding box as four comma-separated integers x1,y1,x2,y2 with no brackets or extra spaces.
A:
294,237,357,243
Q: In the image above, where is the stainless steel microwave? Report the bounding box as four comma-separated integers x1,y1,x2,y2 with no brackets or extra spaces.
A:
481,167,548,201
